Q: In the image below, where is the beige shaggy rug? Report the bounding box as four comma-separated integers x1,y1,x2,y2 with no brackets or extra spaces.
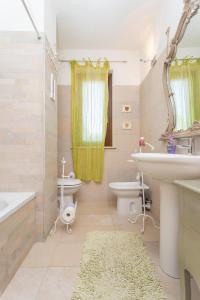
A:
71,231,166,300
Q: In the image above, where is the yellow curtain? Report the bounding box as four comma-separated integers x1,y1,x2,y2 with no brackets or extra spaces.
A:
70,60,110,182
170,59,200,131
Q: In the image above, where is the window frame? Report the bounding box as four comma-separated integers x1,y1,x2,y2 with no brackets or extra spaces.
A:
105,71,113,147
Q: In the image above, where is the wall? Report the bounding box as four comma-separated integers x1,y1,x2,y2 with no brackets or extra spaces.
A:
141,0,183,79
0,0,57,55
0,32,57,240
58,50,140,208
140,52,167,221
0,32,44,238
177,47,200,58
44,0,57,54
0,0,44,32
44,39,58,237
156,0,183,56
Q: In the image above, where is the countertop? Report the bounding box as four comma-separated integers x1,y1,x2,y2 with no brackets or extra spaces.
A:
174,179,200,194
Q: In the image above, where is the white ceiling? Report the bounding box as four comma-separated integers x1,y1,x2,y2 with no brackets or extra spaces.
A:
54,0,160,50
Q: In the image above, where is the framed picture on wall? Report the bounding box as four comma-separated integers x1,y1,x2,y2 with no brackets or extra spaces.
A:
122,104,131,113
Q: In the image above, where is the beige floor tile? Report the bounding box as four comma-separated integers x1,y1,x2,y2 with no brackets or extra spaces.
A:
22,242,56,267
74,223,115,232
0,268,46,300
111,213,160,241
144,241,181,299
78,206,115,215
49,242,83,267
36,267,79,300
144,241,160,265
156,266,181,300
141,224,160,242
77,214,113,227
47,221,115,244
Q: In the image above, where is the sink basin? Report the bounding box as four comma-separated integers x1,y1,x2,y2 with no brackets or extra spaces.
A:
131,153,200,181
132,152,200,278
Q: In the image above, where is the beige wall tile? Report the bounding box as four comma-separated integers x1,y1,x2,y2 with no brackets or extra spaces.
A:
0,32,57,242
139,52,168,221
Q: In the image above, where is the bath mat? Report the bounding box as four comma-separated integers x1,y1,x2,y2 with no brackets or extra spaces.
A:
71,231,166,300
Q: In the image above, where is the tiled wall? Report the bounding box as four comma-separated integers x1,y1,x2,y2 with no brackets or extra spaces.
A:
0,32,57,240
140,52,168,221
44,42,58,237
58,85,140,208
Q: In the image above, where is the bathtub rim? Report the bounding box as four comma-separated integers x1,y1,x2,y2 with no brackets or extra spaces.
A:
0,192,36,223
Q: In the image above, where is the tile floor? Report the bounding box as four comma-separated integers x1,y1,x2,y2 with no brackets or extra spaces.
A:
0,203,181,300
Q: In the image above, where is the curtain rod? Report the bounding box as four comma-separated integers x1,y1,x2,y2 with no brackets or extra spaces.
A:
59,59,127,63
20,0,41,40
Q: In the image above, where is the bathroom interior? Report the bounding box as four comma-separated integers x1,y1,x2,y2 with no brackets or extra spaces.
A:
1,0,200,299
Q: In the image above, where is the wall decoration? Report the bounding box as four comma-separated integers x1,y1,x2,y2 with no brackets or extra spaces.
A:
122,104,131,113
122,121,132,130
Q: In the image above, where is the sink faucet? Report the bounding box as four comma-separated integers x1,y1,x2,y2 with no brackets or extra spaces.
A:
139,137,155,153
176,138,193,155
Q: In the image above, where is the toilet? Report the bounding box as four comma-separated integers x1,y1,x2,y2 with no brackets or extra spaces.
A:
109,181,149,215
57,178,82,205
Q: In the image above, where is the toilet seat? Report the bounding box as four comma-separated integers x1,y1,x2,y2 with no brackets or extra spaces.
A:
109,181,149,190
57,178,82,187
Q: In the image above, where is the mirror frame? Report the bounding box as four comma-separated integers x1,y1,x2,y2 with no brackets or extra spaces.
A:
161,0,200,140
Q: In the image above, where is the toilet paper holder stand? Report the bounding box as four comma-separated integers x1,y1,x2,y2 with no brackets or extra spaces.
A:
50,186,78,235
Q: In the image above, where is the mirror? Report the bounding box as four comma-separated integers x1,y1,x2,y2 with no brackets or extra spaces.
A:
162,0,200,139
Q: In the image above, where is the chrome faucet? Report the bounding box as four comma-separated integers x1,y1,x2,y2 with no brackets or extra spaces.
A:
139,137,155,153
176,138,193,155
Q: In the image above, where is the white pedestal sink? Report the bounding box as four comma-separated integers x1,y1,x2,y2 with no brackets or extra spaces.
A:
131,153,200,278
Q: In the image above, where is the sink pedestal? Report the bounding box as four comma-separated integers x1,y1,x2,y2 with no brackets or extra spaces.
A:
160,182,180,278
131,152,200,279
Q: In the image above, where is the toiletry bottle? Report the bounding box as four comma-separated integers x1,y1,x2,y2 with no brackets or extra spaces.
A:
167,135,176,154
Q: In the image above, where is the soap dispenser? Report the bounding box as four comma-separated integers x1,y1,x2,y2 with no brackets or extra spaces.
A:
167,135,176,154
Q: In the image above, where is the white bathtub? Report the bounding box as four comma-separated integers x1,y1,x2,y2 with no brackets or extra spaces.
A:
0,192,36,223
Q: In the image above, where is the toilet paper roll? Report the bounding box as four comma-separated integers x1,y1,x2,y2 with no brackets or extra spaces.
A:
61,205,75,224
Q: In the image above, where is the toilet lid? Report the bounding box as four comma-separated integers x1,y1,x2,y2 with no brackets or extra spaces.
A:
57,178,82,187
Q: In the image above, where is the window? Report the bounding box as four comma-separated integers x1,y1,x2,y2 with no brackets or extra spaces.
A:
170,78,192,130
81,71,113,146
82,80,105,142
105,72,112,146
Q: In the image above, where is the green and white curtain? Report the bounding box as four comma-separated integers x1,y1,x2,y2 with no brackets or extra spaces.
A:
70,60,110,182
170,59,200,130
